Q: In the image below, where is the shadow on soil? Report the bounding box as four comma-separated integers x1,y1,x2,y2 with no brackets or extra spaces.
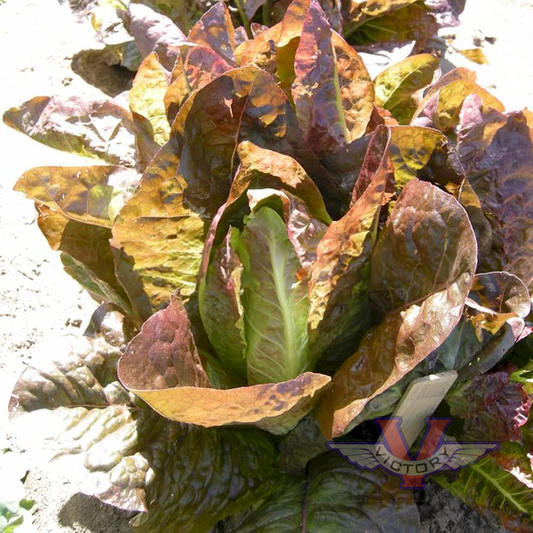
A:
71,49,135,97
58,493,134,532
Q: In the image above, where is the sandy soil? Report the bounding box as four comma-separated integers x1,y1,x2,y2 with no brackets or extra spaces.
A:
0,0,531,531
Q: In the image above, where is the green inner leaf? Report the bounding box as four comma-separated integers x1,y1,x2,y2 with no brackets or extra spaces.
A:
235,206,311,384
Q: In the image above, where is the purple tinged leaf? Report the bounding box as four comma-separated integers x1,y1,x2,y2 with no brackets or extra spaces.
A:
412,67,476,123
319,134,371,200
246,188,328,272
118,296,331,434
292,0,374,158
173,66,342,219
447,364,531,443
467,272,531,325
352,125,394,201
3,96,139,167
344,0,419,27
349,2,439,48
369,182,476,317
457,96,533,289
239,0,309,91
164,44,231,123
317,180,477,438
278,0,312,47
238,23,282,77
413,72,505,132
424,0,466,28
388,125,464,191
120,295,210,390
388,125,493,261
308,126,391,371
188,1,237,64
355,272,531,425
124,3,186,70
241,0,269,19
9,319,280,530
235,141,332,223
196,140,330,289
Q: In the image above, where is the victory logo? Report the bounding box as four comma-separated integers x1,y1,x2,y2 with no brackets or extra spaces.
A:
327,417,499,489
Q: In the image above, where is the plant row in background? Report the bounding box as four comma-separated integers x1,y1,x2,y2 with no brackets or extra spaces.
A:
4,0,533,531
87,0,466,72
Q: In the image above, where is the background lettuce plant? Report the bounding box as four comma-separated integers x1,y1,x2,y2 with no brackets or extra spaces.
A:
5,0,533,530
84,0,465,72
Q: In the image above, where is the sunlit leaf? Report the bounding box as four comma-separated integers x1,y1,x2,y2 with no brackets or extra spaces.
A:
292,0,374,157
317,180,477,437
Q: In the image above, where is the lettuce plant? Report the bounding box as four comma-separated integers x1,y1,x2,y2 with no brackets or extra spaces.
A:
87,0,465,72
5,0,533,530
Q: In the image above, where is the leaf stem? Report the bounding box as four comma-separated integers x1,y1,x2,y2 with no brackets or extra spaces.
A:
233,0,253,39
262,0,272,27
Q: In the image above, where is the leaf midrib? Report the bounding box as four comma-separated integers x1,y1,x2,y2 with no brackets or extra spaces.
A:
471,460,529,514
379,58,434,111
270,229,299,381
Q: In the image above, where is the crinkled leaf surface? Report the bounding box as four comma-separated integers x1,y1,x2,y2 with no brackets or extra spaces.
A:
196,140,331,286
414,77,505,132
437,80,505,131
446,364,531,443
388,125,492,258
319,134,371,199
348,1,438,48
234,141,332,223
174,65,341,219
129,53,170,146
118,296,331,434
466,272,531,337
261,189,330,273
457,97,533,289
3,96,138,167
351,271,531,427
374,53,439,123
412,66,476,122
124,3,186,69
164,44,230,122
234,206,311,384
308,126,391,373
9,316,280,532
111,141,205,321
369,181,475,316
317,179,477,437
14,165,140,227
388,125,464,191
292,0,374,158
227,452,420,532
343,0,419,27
188,1,237,64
